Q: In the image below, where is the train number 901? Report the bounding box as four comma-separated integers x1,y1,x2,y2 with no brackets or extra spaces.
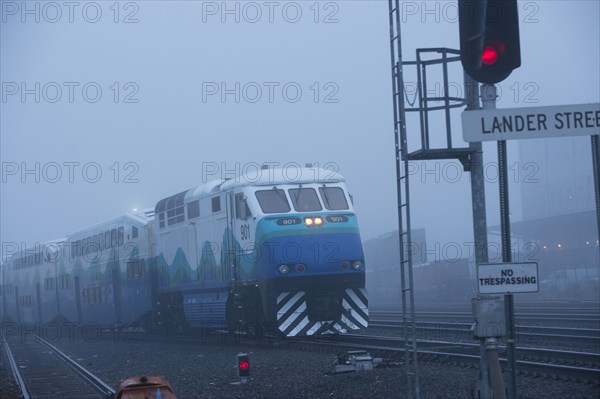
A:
240,224,251,240
276,218,302,226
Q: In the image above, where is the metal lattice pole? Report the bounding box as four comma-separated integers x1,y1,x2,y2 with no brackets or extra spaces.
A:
388,1,420,397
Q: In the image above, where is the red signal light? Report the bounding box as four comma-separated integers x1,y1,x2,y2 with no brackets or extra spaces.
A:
481,46,499,65
237,353,250,378
481,41,506,66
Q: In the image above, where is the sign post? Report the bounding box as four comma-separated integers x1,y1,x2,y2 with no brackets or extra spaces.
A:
464,97,599,399
479,83,519,399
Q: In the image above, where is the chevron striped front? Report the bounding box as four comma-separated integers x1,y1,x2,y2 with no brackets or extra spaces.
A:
276,288,369,336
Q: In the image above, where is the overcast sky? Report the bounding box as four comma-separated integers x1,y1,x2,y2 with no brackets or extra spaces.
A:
1,0,599,261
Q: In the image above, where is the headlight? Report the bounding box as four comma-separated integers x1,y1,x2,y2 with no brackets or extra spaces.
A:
304,216,324,227
278,264,290,274
352,260,363,270
295,264,306,273
340,261,350,270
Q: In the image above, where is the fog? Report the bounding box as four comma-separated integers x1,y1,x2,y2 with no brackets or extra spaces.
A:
2,1,599,262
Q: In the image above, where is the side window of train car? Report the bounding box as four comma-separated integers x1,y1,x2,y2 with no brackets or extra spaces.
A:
235,193,251,220
212,196,221,213
118,226,124,246
132,226,138,239
105,231,110,250
59,274,70,290
187,200,200,219
127,260,146,280
111,229,118,248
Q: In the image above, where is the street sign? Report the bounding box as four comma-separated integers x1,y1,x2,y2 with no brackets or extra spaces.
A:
462,103,600,142
477,262,539,294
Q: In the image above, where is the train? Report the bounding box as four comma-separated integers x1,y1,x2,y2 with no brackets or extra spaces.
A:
0,166,368,336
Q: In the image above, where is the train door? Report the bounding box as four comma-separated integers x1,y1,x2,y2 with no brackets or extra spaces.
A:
15,286,21,323
112,269,122,325
74,276,82,324
36,283,42,324
187,224,199,279
1,287,5,321
149,258,159,322
225,191,238,286
55,272,61,319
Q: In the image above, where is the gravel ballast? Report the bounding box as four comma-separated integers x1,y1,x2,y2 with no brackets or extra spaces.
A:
23,331,595,399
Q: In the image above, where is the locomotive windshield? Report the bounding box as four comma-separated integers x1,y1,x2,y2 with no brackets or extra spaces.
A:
289,188,322,212
255,186,351,214
255,189,291,213
319,187,349,210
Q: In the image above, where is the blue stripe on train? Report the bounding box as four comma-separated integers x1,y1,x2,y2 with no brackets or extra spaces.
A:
254,232,365,280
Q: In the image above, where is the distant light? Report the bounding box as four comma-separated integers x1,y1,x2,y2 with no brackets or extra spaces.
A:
542,245,547,250
557,243,562,249
133,208,138,212
586,241,590,245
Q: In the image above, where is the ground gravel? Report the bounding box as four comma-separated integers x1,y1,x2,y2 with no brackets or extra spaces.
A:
33,332,597,399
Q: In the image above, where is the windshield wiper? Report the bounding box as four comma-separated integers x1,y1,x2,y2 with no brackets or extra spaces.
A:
320,185,331,208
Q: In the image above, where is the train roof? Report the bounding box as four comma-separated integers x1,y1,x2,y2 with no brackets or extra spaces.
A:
65,213,152,241
220,167,345,190
155,167,346,212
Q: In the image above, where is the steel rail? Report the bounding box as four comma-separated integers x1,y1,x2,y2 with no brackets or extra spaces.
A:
1,334,31,399
35,335,116,399
293,334,600,381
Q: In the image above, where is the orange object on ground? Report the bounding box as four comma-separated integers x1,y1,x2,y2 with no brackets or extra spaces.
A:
115,376,178,399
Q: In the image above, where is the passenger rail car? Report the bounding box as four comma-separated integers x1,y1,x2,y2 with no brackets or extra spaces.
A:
1,214,154,327
1,167,368,336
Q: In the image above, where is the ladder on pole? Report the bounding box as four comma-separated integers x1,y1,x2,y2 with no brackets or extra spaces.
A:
388,1,420,398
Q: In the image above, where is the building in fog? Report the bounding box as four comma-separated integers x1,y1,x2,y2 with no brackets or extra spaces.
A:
510,137,599,297
363,229,474,304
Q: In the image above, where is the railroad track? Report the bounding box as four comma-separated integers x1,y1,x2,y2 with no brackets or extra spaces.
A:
145,324,598,381
367,319,600,345
1,334,115,399
370,308,600,328
289,333,600,382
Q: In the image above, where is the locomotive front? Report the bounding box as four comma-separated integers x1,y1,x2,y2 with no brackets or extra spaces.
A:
227,167,368,336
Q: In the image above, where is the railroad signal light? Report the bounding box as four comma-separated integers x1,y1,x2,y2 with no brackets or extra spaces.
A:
458,0,521,83
237,353,250,378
